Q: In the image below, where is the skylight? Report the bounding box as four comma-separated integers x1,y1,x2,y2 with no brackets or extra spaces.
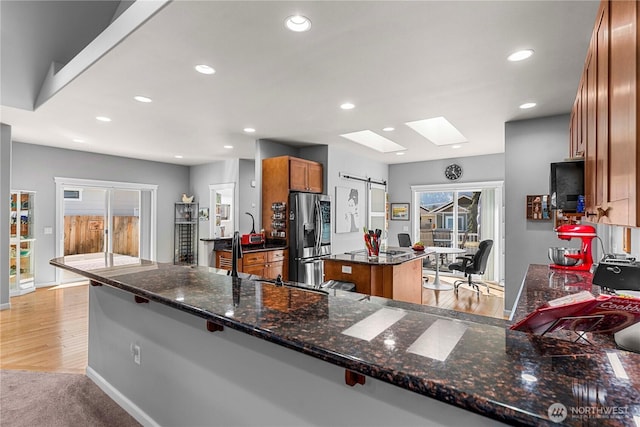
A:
340,130,406,153
405,117,467,146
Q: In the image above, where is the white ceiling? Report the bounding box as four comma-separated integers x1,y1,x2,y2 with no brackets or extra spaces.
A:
0,1,599,166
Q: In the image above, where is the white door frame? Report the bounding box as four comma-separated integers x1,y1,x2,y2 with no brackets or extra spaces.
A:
209,182,236,238
411,180,504,284
54,177,158,283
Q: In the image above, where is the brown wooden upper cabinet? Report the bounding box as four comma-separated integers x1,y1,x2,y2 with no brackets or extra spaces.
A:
289,157,323,193
572,0,639,227
262,156,324,243
262,156,323,194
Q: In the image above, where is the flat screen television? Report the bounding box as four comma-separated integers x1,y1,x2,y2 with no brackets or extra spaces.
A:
550,160,584,212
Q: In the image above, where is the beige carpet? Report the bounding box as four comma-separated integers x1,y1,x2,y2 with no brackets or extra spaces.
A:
0,370,140,427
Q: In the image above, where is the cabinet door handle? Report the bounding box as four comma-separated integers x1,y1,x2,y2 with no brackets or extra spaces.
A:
596,207,610,221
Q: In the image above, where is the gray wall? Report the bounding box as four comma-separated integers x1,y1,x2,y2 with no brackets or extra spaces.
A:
504,115,570,311
189,159,239,240
0,124,11,308
11,142,190,285
388,154,505,246
328,144,389,255
239,159,257,234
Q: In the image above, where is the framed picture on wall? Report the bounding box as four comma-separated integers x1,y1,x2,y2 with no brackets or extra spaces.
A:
390,203,410,221
198,208,210,221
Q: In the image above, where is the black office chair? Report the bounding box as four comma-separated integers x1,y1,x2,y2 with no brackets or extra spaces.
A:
398,233,412,247
449,239,493,295
397,232,429,283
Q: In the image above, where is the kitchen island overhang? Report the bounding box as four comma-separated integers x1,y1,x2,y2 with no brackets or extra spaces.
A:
50,255,640,426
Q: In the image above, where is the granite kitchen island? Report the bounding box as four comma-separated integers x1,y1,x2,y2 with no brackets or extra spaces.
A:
50,254,640,426
323,248,430,305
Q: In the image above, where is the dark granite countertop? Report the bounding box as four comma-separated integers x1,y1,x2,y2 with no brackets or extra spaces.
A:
510,264,618,348
50,255,640,426
324,247,431,265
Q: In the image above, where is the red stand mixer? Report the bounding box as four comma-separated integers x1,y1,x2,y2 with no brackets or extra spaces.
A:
549,224,597,271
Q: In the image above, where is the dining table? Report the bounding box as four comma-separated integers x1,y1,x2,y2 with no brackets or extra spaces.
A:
423,246,466,291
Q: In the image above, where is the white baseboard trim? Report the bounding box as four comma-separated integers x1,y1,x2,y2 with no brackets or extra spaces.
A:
86,366,160,427
36,281,57,288
0,302,11,311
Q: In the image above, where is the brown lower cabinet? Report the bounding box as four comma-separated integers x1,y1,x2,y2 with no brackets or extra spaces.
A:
323,258,423,305
216,249,288,281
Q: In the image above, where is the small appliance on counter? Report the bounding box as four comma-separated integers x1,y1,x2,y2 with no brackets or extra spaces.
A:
548,224,596,271
592,259,640,353
241,212,265,245
592,257,640,292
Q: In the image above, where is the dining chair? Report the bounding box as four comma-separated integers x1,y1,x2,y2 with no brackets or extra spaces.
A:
398,233,412,247
397,232,429,283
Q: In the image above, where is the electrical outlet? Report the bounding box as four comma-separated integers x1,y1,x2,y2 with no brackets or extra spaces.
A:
133,344,141,365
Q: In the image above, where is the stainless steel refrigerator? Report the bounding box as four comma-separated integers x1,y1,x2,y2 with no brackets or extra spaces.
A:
289,192,331,286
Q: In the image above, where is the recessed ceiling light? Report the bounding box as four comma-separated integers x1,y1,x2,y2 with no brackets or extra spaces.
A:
340,102,355,110
174,155,183,159
340,130,406,153
243,128,256,133
96,116,111,122
285,15,311,32
224,145,233,149
195,64,215,75
405,116,467,146
520,102,537,109
134,95,152,103
395,152,405,156
508,49,534,62
452,145,462,149
383,127,395,132
72,138,86,143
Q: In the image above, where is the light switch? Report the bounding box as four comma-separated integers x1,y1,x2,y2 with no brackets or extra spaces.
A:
44,227,53,235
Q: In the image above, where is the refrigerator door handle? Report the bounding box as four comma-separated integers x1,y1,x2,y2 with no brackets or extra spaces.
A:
314,198,322,253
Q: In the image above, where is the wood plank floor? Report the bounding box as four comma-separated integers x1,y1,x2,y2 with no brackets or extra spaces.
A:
421,274,506,320
1,276,505,374
1,283,88,374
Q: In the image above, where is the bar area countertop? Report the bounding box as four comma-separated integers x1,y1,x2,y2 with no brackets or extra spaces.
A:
510,264,617,348
323,247,431,265
50,255,640,426
203,237,288,253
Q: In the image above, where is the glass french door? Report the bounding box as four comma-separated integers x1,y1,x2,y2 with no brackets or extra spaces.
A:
412,182,503,282
63,187,140,257
55,177,157,283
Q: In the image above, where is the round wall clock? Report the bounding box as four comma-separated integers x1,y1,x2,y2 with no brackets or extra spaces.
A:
444,163,463,180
